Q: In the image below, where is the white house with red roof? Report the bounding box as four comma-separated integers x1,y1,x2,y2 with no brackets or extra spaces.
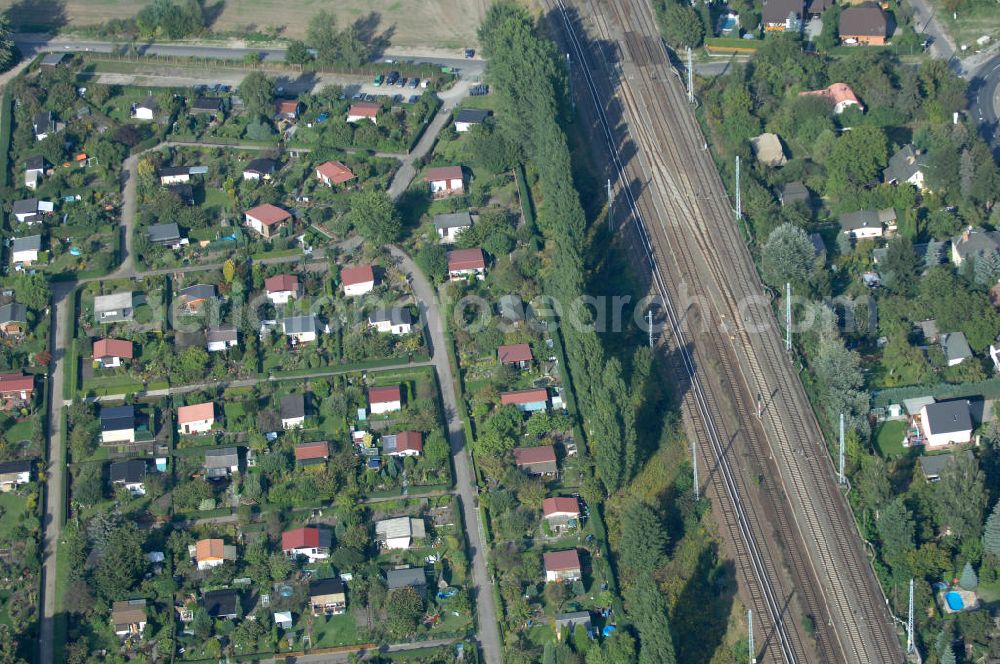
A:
799,83,864,114
316,160,356,187
447,248,486,280
498,343,533,368
543,497,581,531
295,441,330,467
346,102,379,124
501,388,549,412
265,274,300,305
382,431,423,457
0,373,33,405
93,339,134,368
341,265,376,297
369,385,402,415
282,526,332,562
544,549,582,582
245,204,291,239
177,402,215,435
424,166,464,196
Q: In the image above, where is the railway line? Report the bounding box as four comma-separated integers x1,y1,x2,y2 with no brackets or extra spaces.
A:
546,0,906,662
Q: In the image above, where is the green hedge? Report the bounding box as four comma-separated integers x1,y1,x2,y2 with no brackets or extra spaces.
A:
0,91,11,191
872,376,1000,407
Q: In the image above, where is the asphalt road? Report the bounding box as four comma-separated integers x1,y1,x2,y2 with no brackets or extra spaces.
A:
970,54,1000,142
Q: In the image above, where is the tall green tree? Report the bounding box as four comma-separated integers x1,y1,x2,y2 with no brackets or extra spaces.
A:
626,575,677,664
760,223,816,290
619,503,667,577
660,3,704,49
877,496,915,561
349,190,401,245
0,15,19,72
882,237,921,295
239,71,276,118
933,453,987,541
982,500,1000,558
959,561,978,590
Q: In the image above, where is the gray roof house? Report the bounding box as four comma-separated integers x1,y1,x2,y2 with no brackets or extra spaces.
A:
110,458,147,485
919,450,975,481
924,400,973,436
779,182,810,207
204,447,239,478
191,96,224,113
385,567,427,594
940,331,972,366
0,303,26,326
280,394,306,422
951,229,1000,267
206,327,238,352
883,145,927,187
148,223,182,245
433,212,473,242
281,314,319,338
839,208,897,237
499,294,529,324
94,292,134,324
762,0,804,29
12,235,42,254
555,611,592,636
203,589,239,619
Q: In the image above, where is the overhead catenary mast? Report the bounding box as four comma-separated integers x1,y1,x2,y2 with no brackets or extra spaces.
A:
839,413,846,485
907,578,915,655
735,156,741,221
786,283,792,352
748,609,756,663
687,47,694,104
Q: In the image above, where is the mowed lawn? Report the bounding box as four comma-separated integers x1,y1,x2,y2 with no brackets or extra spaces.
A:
4,0,490,48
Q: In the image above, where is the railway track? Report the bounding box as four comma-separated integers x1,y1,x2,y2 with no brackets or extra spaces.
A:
547,0,905,662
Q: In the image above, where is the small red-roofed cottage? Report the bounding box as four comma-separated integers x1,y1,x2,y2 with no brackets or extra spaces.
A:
544,549,582,582
447,248,486,280
543,497,581,531
282,526,332,562
295,441,330,467
265,274,300,305
0,373,34,405
275,99,301,120
177,402,215,435
369,385,402,415
245,204,292,239
316,160,356,186
347,102,379,124
424,166,464,196
513,445,557,476
93,338,134,368
501,388,549,412
341,265,376,297
383,431,423,457
798,83,864,115
497,343,533,368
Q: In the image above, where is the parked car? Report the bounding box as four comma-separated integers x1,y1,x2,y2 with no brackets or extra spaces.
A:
386,71,400,85
398,77,408,87
220,84,231,93
465,48,475,58
408,95,419,104
373,73,384,86
409,78,420,89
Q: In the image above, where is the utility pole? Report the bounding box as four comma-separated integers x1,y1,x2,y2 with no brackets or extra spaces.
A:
647,309,654,349
907,578,915,655
607,179,613,234
692,435,699,501
566,53,574,111
748,609,755,663
735,156,742,221
839,413,846,485
785,282,792,352
687,47,694,104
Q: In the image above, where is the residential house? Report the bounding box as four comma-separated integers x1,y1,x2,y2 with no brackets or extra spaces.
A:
544,549,582,582
265,274,300,305
762,0,803,31
177,284,217,314
100,405,135,444
919,400,973,450
501,388,549,412
203,589,239,619
940,332,972,367
543,497,581,531
191,96,223,114
245,204,292,239
93,338,133,368
799,83,864,114
275,99,301,120
499,294,528,326
132,96,158,120
193,539,237,570
243,158,277,181
110,459,147,496
447,248,486,280
498,343,533,368
112,600,147,638
382,431,423,457
369,386,402,415
94,292,134,324
24,156,46,190
434,212,473,243
11,235,41,267
39,53,67,67
514,445,558,476
204,447,239,478
341,264,376,297
273,611,293,629
779,182,810,207
12,198,53,224
454,108,490,132
159,166,191,185
806,0,833,16
839,209,896,240
294,441,330,466
385,567,426,596
951,228,1000,267
883,145,927,190
368,307,413,335
919,450,975,481
280,394,306,429
839,3,889,45
750,133,787,167
282,526,332,561
346,102,379,124
0,373,33,405
555,611,592,639
376,517,426,549
33,110,53,140
0,460,32,491
148,222,184,248
177,402,215,435
309,578,347,616
424,166,465,196
0,304,26,338
281,315,319,344
315,160,355,186
206,327,239,352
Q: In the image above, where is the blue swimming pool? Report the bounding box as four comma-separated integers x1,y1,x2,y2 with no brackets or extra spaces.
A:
945,591,964,611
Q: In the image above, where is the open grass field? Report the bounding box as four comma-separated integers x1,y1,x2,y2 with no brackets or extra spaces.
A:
3,0,491,49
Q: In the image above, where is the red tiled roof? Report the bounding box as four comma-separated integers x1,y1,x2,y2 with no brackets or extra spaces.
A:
93,338,133,359
513,445,556,466
341,265,375,287
501,388,548,405
246,204,291,226
276,100,300,115
0,373,33,394
424,166,463,182
316,160,355,184
195,538,225,561
178,402,214,424
498,343,533,364
369,385,402,404
295,441,330,461
265,274,299,294
282,527,319,550
348,102,379,118
544,549,581,572
542,497,580,517
448,248,485,271
799,83,863,110
395,431,423,454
